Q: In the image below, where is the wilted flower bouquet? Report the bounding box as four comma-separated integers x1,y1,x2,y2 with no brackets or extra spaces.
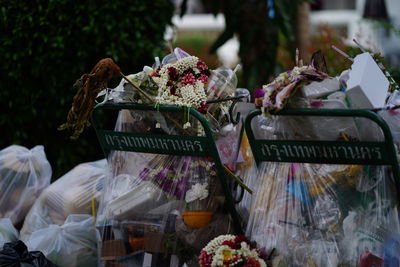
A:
261,65,329,112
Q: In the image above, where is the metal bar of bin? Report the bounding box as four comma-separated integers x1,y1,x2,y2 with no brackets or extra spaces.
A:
245,108,400,198
91,102,244,234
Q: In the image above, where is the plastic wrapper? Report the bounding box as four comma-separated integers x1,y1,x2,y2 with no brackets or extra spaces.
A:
25,215,96,267
0,240,57,267
234,131,258,222
96,109,236,267
0,145,52,225
379,91,400,153
0,219,18,250
246,114,400,266
20,159,107,240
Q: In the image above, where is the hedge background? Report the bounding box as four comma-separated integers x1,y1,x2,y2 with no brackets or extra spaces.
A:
0,0,174,179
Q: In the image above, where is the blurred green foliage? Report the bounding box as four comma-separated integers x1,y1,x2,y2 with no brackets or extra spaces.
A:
201,0,309,91
0,0,174,179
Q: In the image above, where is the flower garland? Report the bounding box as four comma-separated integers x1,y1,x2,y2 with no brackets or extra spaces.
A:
185,183,209,203
151,56,210,109
262,65,329,111
199,235,266,267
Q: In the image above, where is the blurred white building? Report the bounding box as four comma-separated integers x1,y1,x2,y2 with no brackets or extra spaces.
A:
170,0,400,67
311,0,400,66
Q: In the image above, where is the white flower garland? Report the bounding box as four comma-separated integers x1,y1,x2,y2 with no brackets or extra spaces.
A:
152,56,208,108
202,235,236,255
201,235,267,267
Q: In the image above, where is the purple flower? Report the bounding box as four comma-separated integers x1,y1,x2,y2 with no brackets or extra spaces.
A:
254,88,265,98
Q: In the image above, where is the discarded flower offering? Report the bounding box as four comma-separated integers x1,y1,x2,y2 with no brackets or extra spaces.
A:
199,235,266,267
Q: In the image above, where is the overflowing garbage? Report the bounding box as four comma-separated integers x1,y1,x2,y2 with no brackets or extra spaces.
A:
1,44,400,267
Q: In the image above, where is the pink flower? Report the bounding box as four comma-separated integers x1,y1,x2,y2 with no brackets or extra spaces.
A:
181,72,196,86
198,73,209,84
196,60,208,70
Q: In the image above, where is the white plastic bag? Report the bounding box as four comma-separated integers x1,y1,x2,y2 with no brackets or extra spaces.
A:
25,214,97,267
0,218,19,250
20,159,107,240
0,145,52,225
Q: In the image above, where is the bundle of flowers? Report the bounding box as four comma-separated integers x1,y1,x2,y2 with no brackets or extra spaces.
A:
199,235,266,267
137,155,215,199
262,65,329,111
151,55,211,110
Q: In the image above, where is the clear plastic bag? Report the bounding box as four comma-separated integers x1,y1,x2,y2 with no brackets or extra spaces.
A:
234,131,258,221
247,162,399,265
96,109,236,267
246,114,400,266
0,145,52,225
379,91,400,145
0,218,18,250
25,214,97,267
20,159,107,240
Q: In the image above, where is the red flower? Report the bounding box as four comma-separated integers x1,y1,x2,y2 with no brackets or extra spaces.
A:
243,257,261,267
199,251,212,267
221,240,239,249
234,235,250,246
196,60,208,71
168,67,178,80
150,71,160,78
197,102,208,114
181,72,196,86
170,86,177,96
198,73,209,84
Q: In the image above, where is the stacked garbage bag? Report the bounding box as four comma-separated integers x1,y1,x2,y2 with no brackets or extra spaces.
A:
19,160,107,266
0,143,108,267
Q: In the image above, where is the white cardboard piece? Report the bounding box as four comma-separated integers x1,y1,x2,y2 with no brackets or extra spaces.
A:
345,52,389,109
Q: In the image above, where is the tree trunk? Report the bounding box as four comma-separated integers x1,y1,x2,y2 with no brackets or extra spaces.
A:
296,2,310,63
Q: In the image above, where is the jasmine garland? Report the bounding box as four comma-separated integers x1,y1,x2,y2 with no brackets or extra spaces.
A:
151,56,211,109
